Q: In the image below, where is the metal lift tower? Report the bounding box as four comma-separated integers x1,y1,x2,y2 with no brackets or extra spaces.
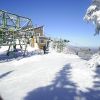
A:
0,10,34,56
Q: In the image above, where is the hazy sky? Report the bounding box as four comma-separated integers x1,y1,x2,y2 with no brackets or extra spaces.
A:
0,0,100,47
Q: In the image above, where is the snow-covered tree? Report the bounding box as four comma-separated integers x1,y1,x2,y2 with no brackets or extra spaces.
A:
52,38,69,52
84,0,100,35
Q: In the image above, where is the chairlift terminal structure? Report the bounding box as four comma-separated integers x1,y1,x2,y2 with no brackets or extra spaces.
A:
0,10,34,55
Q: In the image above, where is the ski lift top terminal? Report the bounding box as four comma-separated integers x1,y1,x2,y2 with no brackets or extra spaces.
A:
0,10,34,55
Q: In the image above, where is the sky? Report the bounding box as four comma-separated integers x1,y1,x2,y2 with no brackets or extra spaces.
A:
0,0,100,47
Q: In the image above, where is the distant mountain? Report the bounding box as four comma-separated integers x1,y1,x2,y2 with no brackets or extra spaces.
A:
64,44,98,60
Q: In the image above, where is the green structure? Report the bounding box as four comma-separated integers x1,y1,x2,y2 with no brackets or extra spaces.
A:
0,10,34,56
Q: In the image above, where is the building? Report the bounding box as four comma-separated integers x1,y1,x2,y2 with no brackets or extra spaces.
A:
30,26,49,49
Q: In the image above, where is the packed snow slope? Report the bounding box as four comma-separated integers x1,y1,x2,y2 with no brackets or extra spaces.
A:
0,48,100,100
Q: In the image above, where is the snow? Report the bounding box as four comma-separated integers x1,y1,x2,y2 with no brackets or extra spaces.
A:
84,0,100,34
70,61,95,92
88,52,100,68
0,45,100,100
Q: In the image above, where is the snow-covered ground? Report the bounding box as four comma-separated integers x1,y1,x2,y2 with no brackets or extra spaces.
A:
0,46,100,100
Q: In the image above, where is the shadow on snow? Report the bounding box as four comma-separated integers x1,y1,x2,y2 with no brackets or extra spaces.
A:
0,49,43,63
24,64,100,100
0,70,14,79
80,67,100,100
24,64,79,100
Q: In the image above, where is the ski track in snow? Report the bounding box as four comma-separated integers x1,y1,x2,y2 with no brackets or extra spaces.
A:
0,51,100,100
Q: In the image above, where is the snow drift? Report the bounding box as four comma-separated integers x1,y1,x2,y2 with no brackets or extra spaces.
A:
88,52,100,69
